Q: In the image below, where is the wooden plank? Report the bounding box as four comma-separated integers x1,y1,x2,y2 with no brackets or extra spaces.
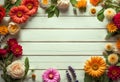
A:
13,29,109,42
2,17,106,29
21,56,99,69
0,70,85,82
20,42,108,55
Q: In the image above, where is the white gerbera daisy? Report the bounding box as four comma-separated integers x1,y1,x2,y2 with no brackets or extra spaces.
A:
104,8,116,20
108,54,119,65
105,43,114,51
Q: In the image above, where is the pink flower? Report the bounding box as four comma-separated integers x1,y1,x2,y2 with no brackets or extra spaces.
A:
11,44,23,57
9,6,29,24
0,49,7,57
113,13,120,29
107,66,120,80
42,68,60,82
21,0,39,16
7,38,18,47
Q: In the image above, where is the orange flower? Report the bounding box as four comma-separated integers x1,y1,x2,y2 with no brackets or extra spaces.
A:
116,39,120,50
0,26,8,35
75,0,87,8
84,56,106,77
107,22,117,33
90,0,102,6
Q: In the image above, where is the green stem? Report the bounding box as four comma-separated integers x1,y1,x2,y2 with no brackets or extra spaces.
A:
5,3,11,9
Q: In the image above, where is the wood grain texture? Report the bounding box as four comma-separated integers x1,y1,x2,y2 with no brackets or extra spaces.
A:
0,0,111,82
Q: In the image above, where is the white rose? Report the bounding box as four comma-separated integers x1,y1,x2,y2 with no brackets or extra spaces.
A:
7,60,25,79
57,0,70,10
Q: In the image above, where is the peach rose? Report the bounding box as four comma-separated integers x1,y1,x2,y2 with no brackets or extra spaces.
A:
7,60,25,79
8,22,20,35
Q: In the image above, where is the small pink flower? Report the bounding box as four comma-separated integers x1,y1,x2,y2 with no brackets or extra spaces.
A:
21,0,39,16
42,68,60,82
7,38,18,47
9,6,29,24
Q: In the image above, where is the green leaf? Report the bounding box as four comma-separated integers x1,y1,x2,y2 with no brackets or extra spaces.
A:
24,57,29,78
46,5,55,13
70,0,77,6
48,11,55,18
103,74,109,82
51,0,57,4
97,8,105,22
55,8,59,17
84,73,92,82
105,32,114,40
116,63,120,66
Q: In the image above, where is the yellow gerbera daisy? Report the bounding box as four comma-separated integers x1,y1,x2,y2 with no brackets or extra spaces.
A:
75,0,87,8
84,56,106,77
106,22,117,33
108,54,119,65
0,26,8,35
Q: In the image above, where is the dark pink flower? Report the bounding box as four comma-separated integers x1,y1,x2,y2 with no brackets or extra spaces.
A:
21,0,39,16
42,68,60,82
11,44,23,57
7,38,18,47
0,49,7,57
0,6,5,22
107,66,120,80
9,6,29,24
113,13,120,29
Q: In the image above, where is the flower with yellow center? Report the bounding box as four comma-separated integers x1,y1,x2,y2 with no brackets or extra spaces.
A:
8,22,20,35
106,22,117,33
84,56,106,77
104,8,116,20
0,26,8,35
108,54,118,65
105,43,114,51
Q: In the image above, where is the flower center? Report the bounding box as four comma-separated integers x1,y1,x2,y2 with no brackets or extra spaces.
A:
48,73,54,79
92,64,99,70
42,0,48,5
17,11,23,18
27,3,33,10
91,9,96,14
108,10,112,14
112,70,117,75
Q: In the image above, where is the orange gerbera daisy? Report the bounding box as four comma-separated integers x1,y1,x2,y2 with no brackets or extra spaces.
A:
9,6,29,24
76,0,87,8
90,0,102,6
84,56,106,77
21,0,39,16
107,22,117,33
0,26,8,35
116,39,120,50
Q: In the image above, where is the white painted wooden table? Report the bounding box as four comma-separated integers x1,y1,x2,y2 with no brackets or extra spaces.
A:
0,1,111,82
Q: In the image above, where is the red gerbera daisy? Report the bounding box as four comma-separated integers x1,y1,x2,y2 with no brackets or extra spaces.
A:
9,6,30,24
21,0,39,16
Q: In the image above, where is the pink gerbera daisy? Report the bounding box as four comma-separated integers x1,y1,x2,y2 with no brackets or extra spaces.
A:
9,6,29,24
21,0,39,16
42,68,60,82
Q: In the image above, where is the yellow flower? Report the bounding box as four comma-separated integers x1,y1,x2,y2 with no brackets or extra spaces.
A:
116,39,120,50
75,0,87,8
104,8,116,20
8,22,20,35
0,26,8,35
106,22,117,33
108,54,118,65
42,0,48,5
90,0,102,6
84,56,106,77
105,43,114,51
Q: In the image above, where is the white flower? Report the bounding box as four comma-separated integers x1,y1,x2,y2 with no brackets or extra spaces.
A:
105,43,114,51
89,7,97,16
108,54,119,65
104,8,116,20
40,0,50,8
8,22,20,35
7,60,25,79
57,0,70,10
11,0,17,4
